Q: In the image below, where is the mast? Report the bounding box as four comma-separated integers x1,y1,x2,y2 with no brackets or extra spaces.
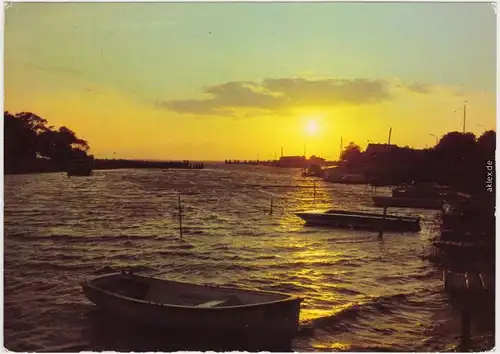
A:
463,101,467,133
340,137,343,160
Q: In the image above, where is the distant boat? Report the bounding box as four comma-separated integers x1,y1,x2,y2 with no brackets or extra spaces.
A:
82,272,302,343
301,164,324,178
339,173,367,184
295,209,420,232
67,157,93,177
372,196,443,210
392,181,449,199
322,167,367,184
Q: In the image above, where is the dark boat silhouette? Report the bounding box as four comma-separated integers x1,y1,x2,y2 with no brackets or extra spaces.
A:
67,157,93,177
296,209,420,231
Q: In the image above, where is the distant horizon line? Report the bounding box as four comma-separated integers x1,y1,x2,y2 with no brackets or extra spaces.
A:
93,158,280,163
92,157,339,163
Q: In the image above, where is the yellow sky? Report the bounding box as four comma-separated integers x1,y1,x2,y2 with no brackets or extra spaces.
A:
5,3,496,160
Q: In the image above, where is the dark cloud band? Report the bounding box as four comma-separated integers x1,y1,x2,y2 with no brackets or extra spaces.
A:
160,78,431,116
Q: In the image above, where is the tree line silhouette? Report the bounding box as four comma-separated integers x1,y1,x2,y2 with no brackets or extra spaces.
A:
4,111,207,174
5,111,93,174
4,111,495,193
340,130,496,193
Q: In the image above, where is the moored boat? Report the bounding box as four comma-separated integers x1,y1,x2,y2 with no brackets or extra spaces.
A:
67,157,93,177
392,181,453,199
372,196,443,210
301,164,324,178
82,272,302,343
295,209,420,231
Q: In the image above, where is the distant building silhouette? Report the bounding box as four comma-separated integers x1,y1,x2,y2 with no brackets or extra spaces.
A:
278,156,307,168
365,143,399,157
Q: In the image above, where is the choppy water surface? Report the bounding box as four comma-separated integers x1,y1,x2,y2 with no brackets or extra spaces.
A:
3,166,489,351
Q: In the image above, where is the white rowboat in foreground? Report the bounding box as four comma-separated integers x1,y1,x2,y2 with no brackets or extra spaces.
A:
82,272,302,342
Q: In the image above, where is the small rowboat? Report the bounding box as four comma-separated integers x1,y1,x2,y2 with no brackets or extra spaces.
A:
82,272,302,343
295,209,420,232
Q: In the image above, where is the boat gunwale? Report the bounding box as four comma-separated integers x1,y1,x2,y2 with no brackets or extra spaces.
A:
295,211,420,223
83,273,303,310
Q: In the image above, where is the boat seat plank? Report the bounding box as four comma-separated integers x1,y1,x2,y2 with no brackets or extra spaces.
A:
465,272,481,291
196,300,226,308
479,273,492,291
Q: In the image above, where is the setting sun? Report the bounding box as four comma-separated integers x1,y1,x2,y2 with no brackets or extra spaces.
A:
305,120,319,136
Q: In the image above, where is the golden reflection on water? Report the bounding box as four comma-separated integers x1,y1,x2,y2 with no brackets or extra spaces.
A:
284,240,356,322
313,341,352,351
301,300,362,322
276,213,305,232
6,169,466,351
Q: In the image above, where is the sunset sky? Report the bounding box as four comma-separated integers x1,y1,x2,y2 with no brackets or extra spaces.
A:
5,2,496,160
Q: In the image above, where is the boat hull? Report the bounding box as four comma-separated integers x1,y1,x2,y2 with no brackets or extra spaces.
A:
82,273,301,343
392,189,440,199
295,210,420,232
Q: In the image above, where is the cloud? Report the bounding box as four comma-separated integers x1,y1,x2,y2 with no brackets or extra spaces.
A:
19,61,87,79
159,81,290,116
159,77,434,117
262,78,391,105
404,82,433,94
404,81,466,97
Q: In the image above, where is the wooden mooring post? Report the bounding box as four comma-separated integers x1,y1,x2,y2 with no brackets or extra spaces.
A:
178,195,183,239
460,303,472,350
441,270,496,350
269,198,273,215
378,206,388,239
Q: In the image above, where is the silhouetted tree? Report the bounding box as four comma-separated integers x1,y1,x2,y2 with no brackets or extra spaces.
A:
435,132,477,160
4,111,91,174
477,130,496,161
429,132,483,192
341,142,363,165
335,130,495,192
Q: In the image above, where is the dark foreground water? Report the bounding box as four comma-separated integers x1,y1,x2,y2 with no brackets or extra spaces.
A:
4,165,494,351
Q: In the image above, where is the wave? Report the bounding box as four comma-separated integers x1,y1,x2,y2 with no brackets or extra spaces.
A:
263,258,363,271
266,282,320,294
7,234,185,243
307,292,413,332
22,261,92,272
5,169,463,352
334,287,365,296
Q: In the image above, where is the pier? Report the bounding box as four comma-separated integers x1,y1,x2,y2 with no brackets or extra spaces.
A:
428,192,495,351
93,159,205,170
224,159,279,166
224,155,339,169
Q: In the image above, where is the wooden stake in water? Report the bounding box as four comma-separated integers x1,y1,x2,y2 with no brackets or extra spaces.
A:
378,206,387,239
460,304,471,350
269,198,273,215
178,195,183,239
